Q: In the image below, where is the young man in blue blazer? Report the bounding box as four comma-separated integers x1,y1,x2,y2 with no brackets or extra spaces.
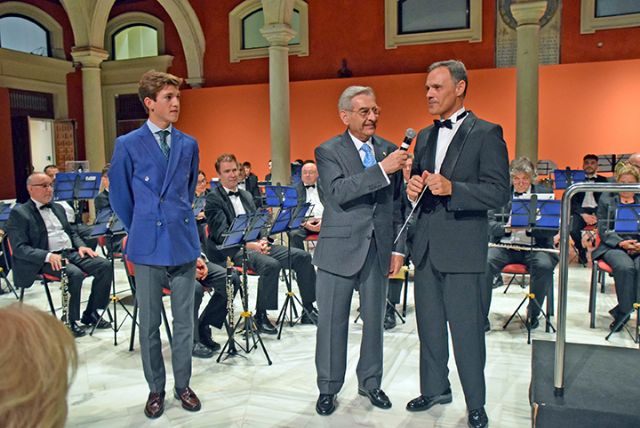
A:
109,71,202,419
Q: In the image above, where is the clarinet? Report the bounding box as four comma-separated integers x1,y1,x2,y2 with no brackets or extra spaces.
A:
59,250,71,328
225,257,237,353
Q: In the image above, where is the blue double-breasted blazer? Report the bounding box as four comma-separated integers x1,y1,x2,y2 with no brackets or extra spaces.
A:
108,123,200,266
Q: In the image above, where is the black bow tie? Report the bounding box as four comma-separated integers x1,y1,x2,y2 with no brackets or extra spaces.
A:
514,192,524,197
227,191,240,197
434,110,468,129
40,203,53,210
304,184,316,189
586,177,596,182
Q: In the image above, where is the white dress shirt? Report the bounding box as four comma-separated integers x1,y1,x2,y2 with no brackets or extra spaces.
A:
304,184,324,219
223,186,246,216
434,107,467,173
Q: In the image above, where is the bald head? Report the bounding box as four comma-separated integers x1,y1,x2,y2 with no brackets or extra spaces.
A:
628,153,640,169
26,172,54,204
301,162,318,186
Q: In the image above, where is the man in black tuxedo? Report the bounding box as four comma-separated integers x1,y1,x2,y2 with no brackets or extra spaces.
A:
94,164,124,254
290,161,323,250
570,154,608,265
6,172,112,338
406,60,510,428
238,161,262,207
205,153,318,333
485,157,558,329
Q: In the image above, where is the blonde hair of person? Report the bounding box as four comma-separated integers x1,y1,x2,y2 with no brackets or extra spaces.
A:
0,304,78,428
615,162,640,182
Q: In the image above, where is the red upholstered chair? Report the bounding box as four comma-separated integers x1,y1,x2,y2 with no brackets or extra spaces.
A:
122,237,173,351
303,232,319,252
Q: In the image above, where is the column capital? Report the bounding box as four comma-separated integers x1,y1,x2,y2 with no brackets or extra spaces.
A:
260,23,296,47
511,0,548,27
71,46,109,68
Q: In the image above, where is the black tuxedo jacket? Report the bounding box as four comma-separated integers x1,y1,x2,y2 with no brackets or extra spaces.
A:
296,181,324,212
570,174,608,214
411,111,510,273
94,189,110,214
6,200,85,288
243,173,262,207
204,185,257,263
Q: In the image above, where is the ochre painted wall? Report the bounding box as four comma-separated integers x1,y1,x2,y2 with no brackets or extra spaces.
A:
178,59,640,181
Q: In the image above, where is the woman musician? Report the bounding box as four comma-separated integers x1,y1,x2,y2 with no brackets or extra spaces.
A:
484,157,559,330
591,163,640,332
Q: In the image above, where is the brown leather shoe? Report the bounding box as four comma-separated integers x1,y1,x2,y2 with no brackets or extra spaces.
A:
144,391,165,419
174,386,201,412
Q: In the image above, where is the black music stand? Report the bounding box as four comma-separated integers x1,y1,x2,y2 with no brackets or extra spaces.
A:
89,210,130,344
217,210,273,365
605,204,640,343
553,169,586,190
502,198,560,343
271,203,317,338
54,171,101,223
0,202,17,298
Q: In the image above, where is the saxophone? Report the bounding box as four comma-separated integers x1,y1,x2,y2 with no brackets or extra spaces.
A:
59,250,71,328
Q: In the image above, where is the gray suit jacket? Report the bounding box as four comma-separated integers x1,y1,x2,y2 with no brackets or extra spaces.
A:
313,131,405,277
411,111,510,273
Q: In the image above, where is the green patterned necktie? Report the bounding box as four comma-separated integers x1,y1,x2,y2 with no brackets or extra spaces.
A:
157,130,170,158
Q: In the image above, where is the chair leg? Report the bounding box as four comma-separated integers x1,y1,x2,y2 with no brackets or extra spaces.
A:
43,281,56,318
589,263,599,328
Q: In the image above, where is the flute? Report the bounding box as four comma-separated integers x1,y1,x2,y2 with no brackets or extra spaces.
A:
489,242,560,254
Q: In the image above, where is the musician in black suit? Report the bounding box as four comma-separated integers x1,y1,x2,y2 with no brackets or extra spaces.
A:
205,154,318,334
591,163,640,332
238,162,262,207
406,60,510,428
290,161,323,250
570,154,609,265
485,157,558,329
6,172,112,338
94,164,123,254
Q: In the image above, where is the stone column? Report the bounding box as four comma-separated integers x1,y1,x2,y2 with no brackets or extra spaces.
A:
260,24,296,185
70,46,109,172
511,1,547,163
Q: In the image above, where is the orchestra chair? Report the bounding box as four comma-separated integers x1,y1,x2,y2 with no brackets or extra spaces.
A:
502,262,529,294
587,232,614,328
122,237,173,352
303,232,319,252
501,263,555,343
8,237,79,318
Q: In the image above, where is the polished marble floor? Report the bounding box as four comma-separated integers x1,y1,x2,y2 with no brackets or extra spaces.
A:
1,258,638,428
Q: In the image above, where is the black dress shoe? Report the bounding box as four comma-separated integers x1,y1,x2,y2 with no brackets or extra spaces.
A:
144,391,165,419
384,307,397,330
300,310,318,325
610,312,630,332
192,342,214,358
406,388,452,412
255,311,277,335
358,387,392,409
81,311,111,329
468,407,488,428
199,325,221,351
65,320,86,338
316,394,337,416
527,316,539,330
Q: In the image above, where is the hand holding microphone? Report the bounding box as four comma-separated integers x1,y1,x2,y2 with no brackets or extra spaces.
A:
380,128,416,174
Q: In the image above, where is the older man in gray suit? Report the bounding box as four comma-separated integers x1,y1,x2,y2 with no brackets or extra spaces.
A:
406,60,510,428
313,86,408,416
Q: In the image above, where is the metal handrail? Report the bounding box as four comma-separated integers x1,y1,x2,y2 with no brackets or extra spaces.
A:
554,181,640,397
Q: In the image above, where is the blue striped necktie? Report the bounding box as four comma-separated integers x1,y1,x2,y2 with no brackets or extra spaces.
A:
157,130,170,158
360,144,376,168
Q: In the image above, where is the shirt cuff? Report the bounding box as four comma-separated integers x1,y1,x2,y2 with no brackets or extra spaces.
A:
45,252,52,263
377,163,390,185
392,251,405,258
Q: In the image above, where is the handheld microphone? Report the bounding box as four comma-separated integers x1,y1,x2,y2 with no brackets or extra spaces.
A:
399,128,416,151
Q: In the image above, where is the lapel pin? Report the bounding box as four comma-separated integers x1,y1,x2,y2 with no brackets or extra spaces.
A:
382,151,387,156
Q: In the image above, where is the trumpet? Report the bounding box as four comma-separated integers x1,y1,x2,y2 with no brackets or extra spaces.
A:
59,250,71,328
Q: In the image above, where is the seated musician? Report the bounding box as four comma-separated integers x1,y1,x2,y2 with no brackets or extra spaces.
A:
44,164,98,251
290,161,323,251
192,256,240,358
238,161,262,207
6,172,112,338
94,164,124,254
194,170,209,251
591,163,640,332
484,157,559,329
204,154,318,334
569,154,608,265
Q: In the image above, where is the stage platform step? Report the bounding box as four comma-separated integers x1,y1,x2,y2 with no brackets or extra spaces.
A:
530,340,640,427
